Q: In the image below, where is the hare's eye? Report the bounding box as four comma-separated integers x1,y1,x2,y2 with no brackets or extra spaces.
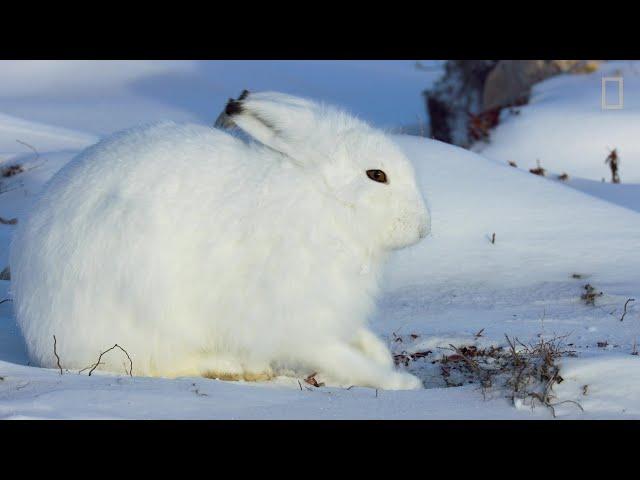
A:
366,169,388,184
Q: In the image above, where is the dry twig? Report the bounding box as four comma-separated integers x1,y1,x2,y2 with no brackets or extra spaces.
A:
87,344,133,377
620,298,635,321
15,140,40,163
304,372,324,388
605,148,620,183
52,335,63,375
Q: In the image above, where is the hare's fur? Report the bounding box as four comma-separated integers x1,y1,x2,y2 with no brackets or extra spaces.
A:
10,92,430,390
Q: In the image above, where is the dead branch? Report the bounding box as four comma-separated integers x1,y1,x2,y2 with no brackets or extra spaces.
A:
620,298,635,321
16,140,39,163
78,363,102,375
504,334,521,366
52,335,63,375
605,148,620,183
548,399,584,415
448,344,481,373
0,141,43,194
531,395,584,418
87,344,133,377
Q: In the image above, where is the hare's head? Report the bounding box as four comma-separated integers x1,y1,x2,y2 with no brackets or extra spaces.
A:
216,90,430,251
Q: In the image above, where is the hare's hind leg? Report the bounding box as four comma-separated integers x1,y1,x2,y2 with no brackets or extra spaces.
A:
199,355,273,382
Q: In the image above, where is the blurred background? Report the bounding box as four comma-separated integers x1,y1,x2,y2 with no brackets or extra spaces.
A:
2,60,638,193
0,60,443,136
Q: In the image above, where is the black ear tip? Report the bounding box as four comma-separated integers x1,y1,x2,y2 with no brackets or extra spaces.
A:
238,89,250,100
225,99,244,116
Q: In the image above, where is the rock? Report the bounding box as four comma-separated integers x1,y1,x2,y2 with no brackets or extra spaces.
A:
483,60,601,111
424,60,498,147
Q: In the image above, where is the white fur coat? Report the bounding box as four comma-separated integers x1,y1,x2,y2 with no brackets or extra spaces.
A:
10,91,430,389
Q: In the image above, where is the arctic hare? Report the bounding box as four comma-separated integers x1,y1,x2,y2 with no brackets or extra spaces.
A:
10,91,430,390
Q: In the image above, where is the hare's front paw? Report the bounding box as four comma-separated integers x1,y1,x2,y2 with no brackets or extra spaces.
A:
380,371,423,391
355,329,394,368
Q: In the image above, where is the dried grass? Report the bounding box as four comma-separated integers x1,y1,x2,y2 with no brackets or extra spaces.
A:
394,332,583,417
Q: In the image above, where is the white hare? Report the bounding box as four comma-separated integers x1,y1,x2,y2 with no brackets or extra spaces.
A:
10,91,430,390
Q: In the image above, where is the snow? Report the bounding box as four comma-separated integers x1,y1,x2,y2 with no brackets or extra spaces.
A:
549,175,640,213
1,60,640,419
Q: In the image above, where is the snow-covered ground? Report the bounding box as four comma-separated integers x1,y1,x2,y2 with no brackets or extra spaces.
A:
1,60,639,419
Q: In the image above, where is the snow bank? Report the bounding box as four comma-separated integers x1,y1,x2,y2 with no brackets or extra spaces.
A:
0,113,97,153
555,354,640,417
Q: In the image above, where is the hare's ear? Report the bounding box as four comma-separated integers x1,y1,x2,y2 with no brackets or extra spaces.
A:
215,90,319,157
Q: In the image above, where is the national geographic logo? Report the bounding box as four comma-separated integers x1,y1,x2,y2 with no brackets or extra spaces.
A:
602,76,624,110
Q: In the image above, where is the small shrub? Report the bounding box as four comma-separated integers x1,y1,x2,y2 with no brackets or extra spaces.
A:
529,160,546,176
581,284,603,306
